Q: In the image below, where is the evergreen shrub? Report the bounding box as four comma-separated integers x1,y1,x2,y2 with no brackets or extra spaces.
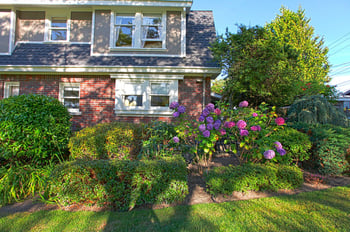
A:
204,163,303,196
46,156,188,211
69,122,144,160
0,94,71,167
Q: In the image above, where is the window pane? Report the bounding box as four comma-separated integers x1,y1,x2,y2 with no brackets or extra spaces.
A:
64,99,79,109
124,95,142,107
143,26,161,39
151,83,169,95
143,16,161,25
9,86,19,97
52,19,67,28
151,96,169,107
143,41,162,48
64,87,79,97
116,16,135,25
116,26,133,47
51,29,67,40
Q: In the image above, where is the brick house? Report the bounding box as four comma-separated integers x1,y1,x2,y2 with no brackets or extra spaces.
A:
0,0,220,130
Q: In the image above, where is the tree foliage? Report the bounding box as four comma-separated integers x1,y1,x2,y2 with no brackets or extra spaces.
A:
211,79,227,95
211,7,333,107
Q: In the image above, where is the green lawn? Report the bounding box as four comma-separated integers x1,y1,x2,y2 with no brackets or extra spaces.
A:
1,186,349,232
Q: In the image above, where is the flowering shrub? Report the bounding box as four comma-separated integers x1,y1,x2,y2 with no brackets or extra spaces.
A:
168,100,302,165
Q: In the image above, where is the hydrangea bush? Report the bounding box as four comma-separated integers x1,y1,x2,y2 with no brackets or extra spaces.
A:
168,100,292,165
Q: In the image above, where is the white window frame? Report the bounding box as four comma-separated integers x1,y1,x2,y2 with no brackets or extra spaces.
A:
45,9,70,42
113,74,182,116
110,11,166,51
4,82,19,98
59,82,81,115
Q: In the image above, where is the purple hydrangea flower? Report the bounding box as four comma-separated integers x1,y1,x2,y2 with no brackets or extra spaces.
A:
202,108,210,117
240,129,249,136
274,141,283,149
206,103,215,112
263,150,275,159
219,129,226,136
206,116,214,124
214,108,221,116
198,115,205,122
199,124,206,132
170,102,179,109
237,120,247,129
207,123,214,130
173,112,180,118
224,121,235,128
173,136,179,143
178,105,186,114
256,125,262,131
214,120,221,130
239,101,249,108
277,148,287,156
250,126,259,131
275,117,285,126
252,113,258,117
203,130,210,138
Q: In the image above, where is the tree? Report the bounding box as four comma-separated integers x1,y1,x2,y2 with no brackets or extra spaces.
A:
211,7,332,107
211,79,227,95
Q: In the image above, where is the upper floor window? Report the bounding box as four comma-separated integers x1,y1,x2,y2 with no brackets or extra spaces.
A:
112,12,165,49
4,82,19,98
50,17,68,41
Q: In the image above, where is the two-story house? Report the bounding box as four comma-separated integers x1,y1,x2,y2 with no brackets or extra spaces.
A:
0,0,220,130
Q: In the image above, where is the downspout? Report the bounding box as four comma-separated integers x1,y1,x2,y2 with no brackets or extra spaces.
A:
203,75,206,110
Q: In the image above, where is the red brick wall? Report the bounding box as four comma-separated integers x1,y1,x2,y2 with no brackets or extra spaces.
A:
0,74,211,130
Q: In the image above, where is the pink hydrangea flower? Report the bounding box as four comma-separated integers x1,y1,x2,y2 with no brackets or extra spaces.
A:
252,113,258,117
219,129,226,135
263,150,275,159
239,101,249,107
274,141,283,149
237,120,247,129
250,125,259,131
214,108,221,116
275,117,285,126
240,129,249,136
173,136,179,143
224,121,235,128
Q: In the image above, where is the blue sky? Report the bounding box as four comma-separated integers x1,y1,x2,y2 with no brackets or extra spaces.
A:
192,0,350,88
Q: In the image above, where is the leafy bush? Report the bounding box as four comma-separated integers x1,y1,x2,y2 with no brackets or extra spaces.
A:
46,156,188,211
139,121,179,159
0,94,71,167
0,164,53,206
290,123,350,175
204,163,303,196
268,127,312,165
287,95,348,127
69,122,144,160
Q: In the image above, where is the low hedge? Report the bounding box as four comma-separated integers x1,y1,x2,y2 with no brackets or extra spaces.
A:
204,163,303,196
69,122,144,160
46,156,188,211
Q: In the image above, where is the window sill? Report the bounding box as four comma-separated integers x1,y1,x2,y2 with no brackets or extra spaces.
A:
69,111,82,116
114,109,173,116
109,47,167,52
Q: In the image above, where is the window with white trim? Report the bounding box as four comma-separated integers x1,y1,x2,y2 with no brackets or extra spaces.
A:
4,82,19,98
50,17,68,41
114,75,180,115
59,83,80,114
112,12,165,49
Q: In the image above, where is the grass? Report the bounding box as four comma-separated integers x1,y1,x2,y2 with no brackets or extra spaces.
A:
1,186,349,232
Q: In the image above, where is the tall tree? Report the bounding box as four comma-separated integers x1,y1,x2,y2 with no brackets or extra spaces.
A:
211,7,332,107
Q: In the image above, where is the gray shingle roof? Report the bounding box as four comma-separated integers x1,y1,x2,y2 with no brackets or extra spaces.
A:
0,11,219,69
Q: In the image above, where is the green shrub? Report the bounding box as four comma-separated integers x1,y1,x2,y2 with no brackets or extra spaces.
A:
139,121,179,160
268,127,312,165
0,94,71,167
290,123,350,175
204,163,303,196
69,122,144,160
287,95,348,127
0,165,53,206
46,156,188,211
